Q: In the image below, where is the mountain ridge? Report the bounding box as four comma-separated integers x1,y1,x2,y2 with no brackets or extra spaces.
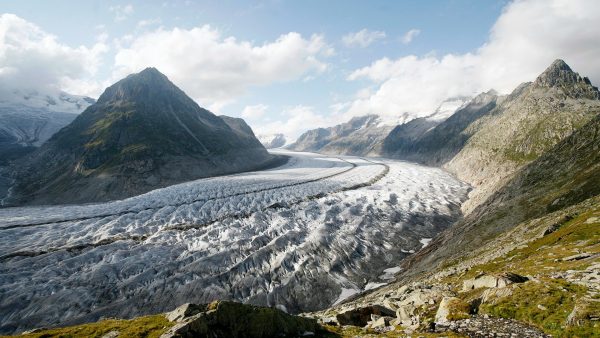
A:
4,67,274,206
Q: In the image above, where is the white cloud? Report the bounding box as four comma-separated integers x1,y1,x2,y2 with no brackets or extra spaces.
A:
241,104,268,119
113,25,332,108
110,4,134,22
250,105,336,140
342,29,386,48
345,0,600,119
0,14,108,97
401,29,420,44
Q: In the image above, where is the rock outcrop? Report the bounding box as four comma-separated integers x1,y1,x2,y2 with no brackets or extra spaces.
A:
434,297,470,323
462,273,528,291
335,305,395,327
162,301,319,338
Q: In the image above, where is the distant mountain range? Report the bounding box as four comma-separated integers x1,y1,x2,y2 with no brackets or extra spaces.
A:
3,68,276,206
258,133,287,148
290,60,600,214
286,97,471,156
0,91,94,165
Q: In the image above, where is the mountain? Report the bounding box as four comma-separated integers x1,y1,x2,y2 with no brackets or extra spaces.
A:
427,95,472,121
308,60,600,337
313,113,600,337
287,114,392,155
4,68,275,206
258,133,287,148
445,59,600,213
383,60,600,214
219,115,266,146
0,90,94,165
3,60,599,338
287,97,471,156
382,90,499,166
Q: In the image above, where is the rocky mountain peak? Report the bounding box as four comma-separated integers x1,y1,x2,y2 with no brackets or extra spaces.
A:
97,67,181,104
533,59,600,99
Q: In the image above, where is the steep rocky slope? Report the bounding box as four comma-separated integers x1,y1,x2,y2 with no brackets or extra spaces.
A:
288,97,470,157
445,59,600,213
4,68,273,205
382,90,498,166
381,60,600,215
287,114,390,156
311,102,600,338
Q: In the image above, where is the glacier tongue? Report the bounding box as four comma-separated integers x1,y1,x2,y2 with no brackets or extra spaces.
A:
0,150,469,334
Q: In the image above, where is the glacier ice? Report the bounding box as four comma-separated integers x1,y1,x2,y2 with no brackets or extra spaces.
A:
0,150,469,334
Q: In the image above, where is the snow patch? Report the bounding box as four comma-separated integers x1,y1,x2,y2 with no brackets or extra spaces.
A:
379,266,402,280
333,288,360,306
364,282,388,290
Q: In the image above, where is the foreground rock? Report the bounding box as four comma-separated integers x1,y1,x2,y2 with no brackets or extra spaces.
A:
335,305,395,327
434,297,470,323
462,272,528,291
162,301,319,338
435,316,549,338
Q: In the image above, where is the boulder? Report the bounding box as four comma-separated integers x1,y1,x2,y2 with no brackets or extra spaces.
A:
395,304,416,323
462,272,528,291
166,303,206,322
335,305,395,327
101,331,120,338
397,288,446,307
434,297,470,324
161,301,319,338
369,316,394,328
481,287,514,304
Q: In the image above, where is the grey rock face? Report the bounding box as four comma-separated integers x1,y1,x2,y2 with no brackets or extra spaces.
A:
445,60,600,213
6,68,273,206
534,59,600,99
462,273,528,291
161,301,319,338
335,305,395,326
382,60,600,214
287,115,391,156
382,90,498,166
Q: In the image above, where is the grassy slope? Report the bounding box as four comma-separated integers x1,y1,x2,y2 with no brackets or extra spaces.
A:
437,199,600,337
0,315,173,338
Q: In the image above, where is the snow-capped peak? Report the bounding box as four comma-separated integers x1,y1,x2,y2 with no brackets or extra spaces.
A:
428,96,472,121
0,89,94,114
258,133,287,148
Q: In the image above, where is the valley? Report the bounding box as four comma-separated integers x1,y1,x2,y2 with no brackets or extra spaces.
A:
0,150,469,334
1,2,599,336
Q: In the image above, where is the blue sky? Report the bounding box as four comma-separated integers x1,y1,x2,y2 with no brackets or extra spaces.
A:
1,0,599,139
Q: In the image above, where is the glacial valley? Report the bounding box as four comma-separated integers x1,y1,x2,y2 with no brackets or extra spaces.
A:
0,150,469,334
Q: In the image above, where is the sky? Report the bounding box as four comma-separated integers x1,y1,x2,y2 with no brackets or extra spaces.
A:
1,0,600,140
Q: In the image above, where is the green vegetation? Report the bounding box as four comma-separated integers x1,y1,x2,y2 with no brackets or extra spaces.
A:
436,201,600,337
319,325,466,337
9,314,173,338
479,280,597,338
445,298,471,321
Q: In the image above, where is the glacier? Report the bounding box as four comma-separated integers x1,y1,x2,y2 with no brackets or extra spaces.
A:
0,150,469,334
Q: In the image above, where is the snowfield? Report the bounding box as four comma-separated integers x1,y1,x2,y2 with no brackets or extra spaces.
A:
0,150,469,334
